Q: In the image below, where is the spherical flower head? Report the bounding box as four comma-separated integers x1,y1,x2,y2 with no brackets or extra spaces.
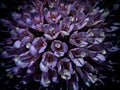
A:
0,0,120,90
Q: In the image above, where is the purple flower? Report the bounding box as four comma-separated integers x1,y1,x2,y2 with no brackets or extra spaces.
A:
59,16,75,36
59,3,72,18
69,31,88,47
58,58,74,80
67,73,79,90
40,51,57,72
51,40,68,57
40,69,58,87
14,51,40,68
44,7,62,24
69,48,88,67
29,37,47,56
43,24,60,40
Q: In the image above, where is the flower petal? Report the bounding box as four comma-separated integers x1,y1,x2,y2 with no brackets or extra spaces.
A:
71,58,85,67
13,40,21,49
29,45,37,56
40,61,49,72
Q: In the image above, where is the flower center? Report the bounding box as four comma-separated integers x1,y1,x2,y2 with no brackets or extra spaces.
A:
49,3,54,8
61,69,71,80
69,16,75,21
45,79,51,84
26,42,31,48
49,27,54,31
14,57,20,62
55,43,61,48
80,52,86,57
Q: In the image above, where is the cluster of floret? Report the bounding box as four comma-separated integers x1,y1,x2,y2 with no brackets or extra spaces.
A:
0,0,119,90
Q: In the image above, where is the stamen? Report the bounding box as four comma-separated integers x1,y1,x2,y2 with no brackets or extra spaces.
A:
61,69,71,80
45,79,51,84
49,27,54,31
69,16,75,21
26,42,31,49
80,52,86,57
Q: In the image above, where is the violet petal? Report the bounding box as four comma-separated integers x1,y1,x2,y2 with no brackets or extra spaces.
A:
29,45,37,56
